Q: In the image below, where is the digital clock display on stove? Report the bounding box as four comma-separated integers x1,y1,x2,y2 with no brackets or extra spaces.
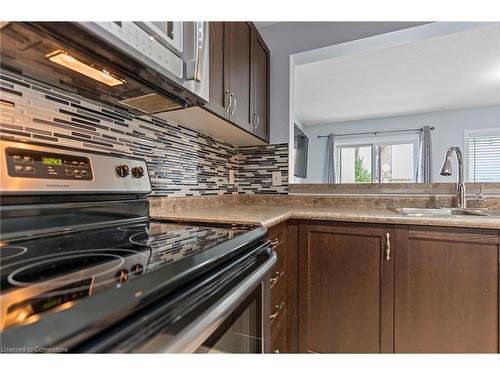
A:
42,157,62,166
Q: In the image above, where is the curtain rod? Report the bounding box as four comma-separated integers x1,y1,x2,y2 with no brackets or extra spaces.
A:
316,126,435,139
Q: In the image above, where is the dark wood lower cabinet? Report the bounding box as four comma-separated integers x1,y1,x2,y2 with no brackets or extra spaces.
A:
394,225,500,353
292,221,499,354
298,221,394,353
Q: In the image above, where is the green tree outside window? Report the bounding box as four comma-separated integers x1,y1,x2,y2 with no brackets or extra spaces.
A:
354,150,371,182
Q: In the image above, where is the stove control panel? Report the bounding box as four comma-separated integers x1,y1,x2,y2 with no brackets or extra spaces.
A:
6,148,93,180
1,140,151,194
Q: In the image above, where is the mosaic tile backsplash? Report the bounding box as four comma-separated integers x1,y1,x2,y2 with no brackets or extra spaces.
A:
238,144,288,194
0,71,288,196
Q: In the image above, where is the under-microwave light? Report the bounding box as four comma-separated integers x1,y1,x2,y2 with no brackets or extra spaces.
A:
46,50,125,87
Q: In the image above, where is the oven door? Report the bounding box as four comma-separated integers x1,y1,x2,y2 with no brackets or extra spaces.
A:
75,242,275,353
194,278,269,353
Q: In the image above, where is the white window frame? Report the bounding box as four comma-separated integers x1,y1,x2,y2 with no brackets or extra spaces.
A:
464,128,500,183
337,143,375,183
335,133,420,183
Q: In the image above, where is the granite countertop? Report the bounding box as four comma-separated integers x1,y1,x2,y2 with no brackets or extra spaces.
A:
150,204,500,230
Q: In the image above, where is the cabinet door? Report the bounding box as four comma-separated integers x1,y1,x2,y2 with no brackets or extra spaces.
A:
298,221,394,353
395,226,499,353
251,30,270,141
205,22,228,118
225,22,253,132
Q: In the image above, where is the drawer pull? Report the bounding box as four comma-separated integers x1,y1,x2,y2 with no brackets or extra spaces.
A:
270,301,285,322
270,271,284,287
270,239,279,247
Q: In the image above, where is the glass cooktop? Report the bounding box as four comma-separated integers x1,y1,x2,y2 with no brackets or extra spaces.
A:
0,220,254,332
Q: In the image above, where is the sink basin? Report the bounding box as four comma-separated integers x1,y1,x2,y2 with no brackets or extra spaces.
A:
390,207,490,217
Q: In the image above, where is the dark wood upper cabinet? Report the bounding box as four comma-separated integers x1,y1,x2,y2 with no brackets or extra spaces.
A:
204,22,270,142
298,221,394,353
251,30,270,140
394,225,500,353
225,22,253,132
206,22,227,117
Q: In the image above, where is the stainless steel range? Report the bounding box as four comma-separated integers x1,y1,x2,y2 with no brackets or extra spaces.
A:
0,139,275,353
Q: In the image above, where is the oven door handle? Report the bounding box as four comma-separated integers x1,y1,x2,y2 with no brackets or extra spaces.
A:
160,250,277,353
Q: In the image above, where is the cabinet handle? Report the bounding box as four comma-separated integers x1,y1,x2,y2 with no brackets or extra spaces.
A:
253,112,258,130
270,301,284,322
270,270,284,287
256,114,260,129
385,232,391,261
271,239,279,247
225,90,232,113
231,93,237,115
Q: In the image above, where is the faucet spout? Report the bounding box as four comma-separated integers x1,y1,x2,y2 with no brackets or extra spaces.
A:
440,145,465,208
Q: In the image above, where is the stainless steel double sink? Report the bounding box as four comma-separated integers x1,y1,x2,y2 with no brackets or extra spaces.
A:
390,207,500,217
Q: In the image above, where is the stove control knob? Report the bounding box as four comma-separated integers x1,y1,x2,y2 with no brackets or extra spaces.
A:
115,270,129,284
131,166,145,178
131,264,144,275
116,165,129,178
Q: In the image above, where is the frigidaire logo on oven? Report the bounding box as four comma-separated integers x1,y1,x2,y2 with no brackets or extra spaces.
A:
46,184,70,188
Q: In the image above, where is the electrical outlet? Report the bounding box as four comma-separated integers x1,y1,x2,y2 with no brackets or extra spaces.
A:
272,171,282,186
229,169,235,184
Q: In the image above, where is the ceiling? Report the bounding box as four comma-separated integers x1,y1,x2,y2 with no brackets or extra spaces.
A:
294,23,500,126
253,22,279,29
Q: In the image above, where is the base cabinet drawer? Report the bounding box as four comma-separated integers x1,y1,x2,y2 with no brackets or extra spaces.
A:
267,222,289,353
271,309,287,354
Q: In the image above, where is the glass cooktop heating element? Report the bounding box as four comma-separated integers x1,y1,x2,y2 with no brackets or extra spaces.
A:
0,220,254,332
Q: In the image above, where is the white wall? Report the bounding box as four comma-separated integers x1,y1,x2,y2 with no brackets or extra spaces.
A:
257,22,429,144
300,105,500,183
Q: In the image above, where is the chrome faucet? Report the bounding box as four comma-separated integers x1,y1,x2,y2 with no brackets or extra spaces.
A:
440,145,466,208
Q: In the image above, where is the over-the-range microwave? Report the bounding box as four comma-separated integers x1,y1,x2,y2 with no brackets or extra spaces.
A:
0,21,208,113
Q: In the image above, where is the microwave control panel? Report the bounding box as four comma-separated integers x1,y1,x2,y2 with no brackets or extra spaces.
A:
91,22,183,79
5,148,93,181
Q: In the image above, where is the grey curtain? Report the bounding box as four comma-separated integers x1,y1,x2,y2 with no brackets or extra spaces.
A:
416,125,432,182
325,134,336,183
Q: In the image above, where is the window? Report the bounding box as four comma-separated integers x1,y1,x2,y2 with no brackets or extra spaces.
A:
379,143,416,183
339,145,373,183
336,136,419,183
466,129,500,182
